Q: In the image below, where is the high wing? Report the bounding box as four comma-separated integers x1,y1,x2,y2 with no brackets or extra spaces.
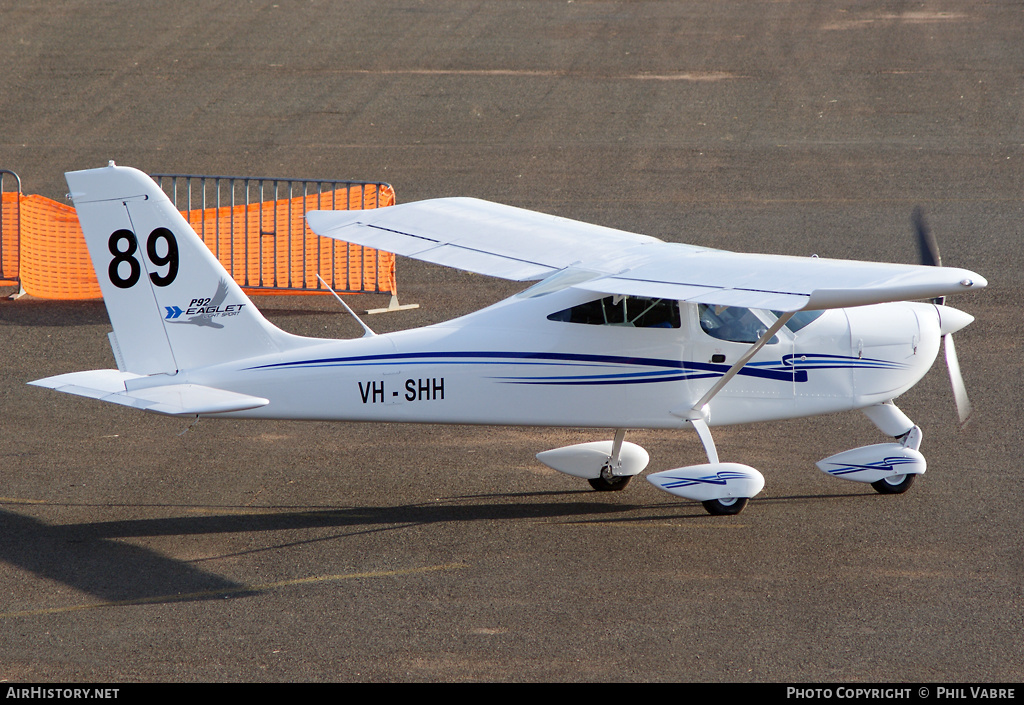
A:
310,196,669,281
307,197,986,311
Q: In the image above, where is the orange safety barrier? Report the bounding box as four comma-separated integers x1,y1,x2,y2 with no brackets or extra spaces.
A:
18,193,101,299
1,191,20,287
0,186,397,300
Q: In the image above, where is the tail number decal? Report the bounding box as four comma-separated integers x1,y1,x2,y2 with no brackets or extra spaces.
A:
358,378,445,404
107,228,179,289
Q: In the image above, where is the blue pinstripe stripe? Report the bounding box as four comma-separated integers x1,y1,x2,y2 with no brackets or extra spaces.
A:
244,351,907,386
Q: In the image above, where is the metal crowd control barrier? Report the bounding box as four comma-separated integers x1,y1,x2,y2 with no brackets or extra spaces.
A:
0,169,22,291
151,173,416,311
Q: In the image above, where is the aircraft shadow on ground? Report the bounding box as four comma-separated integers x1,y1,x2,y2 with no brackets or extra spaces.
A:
0,489,865,608
0,495,655,608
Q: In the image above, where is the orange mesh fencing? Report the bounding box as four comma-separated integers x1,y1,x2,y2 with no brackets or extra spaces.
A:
1,191,20,286
19,194,101,299
2,185,396,300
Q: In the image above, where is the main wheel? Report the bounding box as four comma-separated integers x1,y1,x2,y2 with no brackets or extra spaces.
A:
701,497,748,515
588,475,632,492
871,473,916,495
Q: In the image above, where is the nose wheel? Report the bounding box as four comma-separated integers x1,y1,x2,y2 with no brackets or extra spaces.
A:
871,473,916,495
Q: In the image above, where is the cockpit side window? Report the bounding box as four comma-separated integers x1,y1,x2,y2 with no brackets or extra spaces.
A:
548,295,680,328
698,304,778,344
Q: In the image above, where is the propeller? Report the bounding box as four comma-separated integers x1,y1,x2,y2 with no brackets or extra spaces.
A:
913,206,972,425
912,206,943,271
944,334,971,424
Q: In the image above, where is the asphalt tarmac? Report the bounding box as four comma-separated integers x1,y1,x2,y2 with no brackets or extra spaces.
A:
1,0,1021,683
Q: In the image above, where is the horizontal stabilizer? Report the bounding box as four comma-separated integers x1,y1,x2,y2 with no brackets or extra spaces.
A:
30,370,269,416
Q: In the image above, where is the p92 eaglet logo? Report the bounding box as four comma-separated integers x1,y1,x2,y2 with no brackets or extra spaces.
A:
107,228,179,289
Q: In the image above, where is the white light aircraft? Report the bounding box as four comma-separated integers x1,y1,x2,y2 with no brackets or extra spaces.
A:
31,164,986,515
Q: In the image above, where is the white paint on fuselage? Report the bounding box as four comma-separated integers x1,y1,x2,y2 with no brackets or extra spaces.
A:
183,288,943,429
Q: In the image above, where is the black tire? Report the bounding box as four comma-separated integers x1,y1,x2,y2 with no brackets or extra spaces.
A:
871,473,916,495
701,497,749,515
588,475,632,492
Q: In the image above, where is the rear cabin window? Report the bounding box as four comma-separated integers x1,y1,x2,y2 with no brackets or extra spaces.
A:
548,295,680,328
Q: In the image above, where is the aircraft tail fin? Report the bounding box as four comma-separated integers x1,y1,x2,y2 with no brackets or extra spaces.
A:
65,163,312,375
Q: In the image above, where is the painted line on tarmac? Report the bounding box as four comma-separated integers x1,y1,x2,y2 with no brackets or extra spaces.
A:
294,68,743,81
0,563,468,620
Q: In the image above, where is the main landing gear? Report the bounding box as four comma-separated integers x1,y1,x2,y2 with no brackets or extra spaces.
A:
644,417,765,516
536,422,766,515
536,429,649,493
701,497,748,516
588,469,633,492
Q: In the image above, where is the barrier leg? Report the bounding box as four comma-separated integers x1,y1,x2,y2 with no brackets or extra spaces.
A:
365,292,420,315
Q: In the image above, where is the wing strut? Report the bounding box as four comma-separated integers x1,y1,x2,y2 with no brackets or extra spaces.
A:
316,274,376,338
674,311,795,463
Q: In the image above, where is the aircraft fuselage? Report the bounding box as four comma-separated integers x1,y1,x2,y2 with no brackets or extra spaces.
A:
169,288,944,429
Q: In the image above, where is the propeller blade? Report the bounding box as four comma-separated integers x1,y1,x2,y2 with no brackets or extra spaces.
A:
914,209,972,424
913,206,942,267
944,334,972,426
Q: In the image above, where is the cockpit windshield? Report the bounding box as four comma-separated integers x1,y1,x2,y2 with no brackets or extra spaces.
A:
699,305,825,344
771,309,825,333
698,304,776,344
